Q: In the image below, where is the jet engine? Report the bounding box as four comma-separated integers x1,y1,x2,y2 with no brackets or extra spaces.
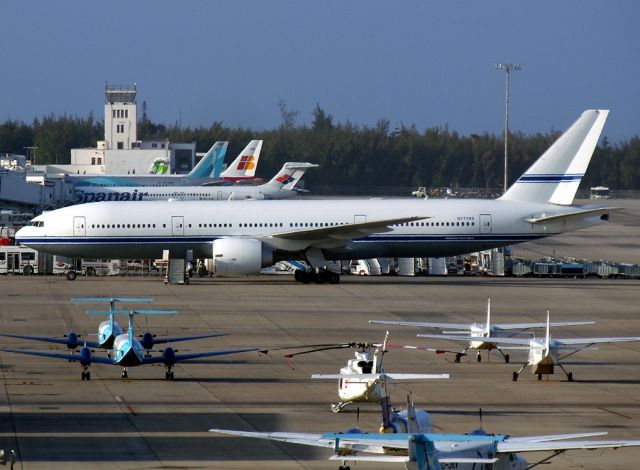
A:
211,238,274,277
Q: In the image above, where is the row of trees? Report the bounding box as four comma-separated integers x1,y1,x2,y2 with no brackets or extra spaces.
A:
1,106,638,191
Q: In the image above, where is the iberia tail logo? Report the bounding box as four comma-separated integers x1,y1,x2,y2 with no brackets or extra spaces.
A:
276,174,295,184
237,155,256,171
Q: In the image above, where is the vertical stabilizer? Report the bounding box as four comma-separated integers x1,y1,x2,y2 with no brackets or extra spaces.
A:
189,141,228,179
499,110,609,204
544,310,551,355
220,140,263,179
264,162,318,190
485,298,491,336
406,394,419,433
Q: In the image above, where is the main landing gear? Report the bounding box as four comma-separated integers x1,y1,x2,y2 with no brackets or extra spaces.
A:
294,269,340,285
330,401,352,413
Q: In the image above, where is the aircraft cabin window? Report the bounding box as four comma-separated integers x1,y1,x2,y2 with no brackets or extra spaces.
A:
162,224,165,228
153,224,156,228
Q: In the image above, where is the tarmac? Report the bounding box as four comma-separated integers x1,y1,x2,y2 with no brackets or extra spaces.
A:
1,199,639,469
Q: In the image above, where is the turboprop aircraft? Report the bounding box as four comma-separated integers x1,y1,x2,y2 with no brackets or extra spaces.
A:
210,407,640,470
308,333,449,412
68,141,229,188
70,162,318,204
17,110,615,284
372,298,595,363
0,297,227,355
1,309,258,380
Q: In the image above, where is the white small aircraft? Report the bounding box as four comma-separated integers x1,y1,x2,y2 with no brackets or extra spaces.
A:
1,309,257,380
210,403,640,470
309,333,449,412
439,311,640,381
372,298,594,363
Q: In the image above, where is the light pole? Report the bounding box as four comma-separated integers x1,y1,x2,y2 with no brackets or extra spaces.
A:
495,63,522,193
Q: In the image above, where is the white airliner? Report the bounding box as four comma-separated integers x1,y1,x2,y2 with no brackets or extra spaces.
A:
371,298,595,363
17,110,614,284
70,162,317,203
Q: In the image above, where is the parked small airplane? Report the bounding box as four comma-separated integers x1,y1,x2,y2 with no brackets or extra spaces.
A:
1,309,257,380
0,297,227,355
71,162,317,204
210,403,640,470
372,298,594,363
308,333,449,412
432,311,640,381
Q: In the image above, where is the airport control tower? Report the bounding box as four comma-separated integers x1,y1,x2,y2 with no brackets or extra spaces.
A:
104,83,137,150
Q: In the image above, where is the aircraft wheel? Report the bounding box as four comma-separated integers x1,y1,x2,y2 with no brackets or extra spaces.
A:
165,372,170,380
512,372,518,382
300,271,312,284
455,353,462,363
477,354,482,363
537,374,542,381
122,371,128,379
66,270,77,281
568,372,573,382
294,269,302,282
504,354,510,364
81,372,86,380
170,372,174,380
329,272,340,284
86,372,90,380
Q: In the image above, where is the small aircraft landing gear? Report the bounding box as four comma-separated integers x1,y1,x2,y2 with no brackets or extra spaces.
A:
81,368,91,380
331,401,351,413
537,374,543,381
455,353,463,363
512,371,519,382
121,369,128,379
338,462,351,470
476,353,482,363
504,354,510,363
165,366,175,380
558,364,573,382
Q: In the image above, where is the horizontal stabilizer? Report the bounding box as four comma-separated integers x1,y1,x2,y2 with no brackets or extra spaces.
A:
524,207,619,224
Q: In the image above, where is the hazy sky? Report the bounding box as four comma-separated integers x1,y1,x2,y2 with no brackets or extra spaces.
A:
1,1,638,141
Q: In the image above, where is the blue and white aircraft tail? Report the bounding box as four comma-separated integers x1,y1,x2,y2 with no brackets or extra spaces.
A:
195,141,228,178
499,109,608,205
263,162,319,191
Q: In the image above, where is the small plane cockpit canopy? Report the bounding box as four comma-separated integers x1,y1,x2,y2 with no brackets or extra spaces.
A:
30,221,44,227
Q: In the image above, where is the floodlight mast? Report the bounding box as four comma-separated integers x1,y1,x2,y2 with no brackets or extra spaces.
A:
495,63,522,193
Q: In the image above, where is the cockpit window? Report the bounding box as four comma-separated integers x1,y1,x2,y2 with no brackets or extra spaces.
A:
30,221,44,227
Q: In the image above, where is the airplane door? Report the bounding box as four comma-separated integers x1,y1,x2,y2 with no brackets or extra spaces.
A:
479,214,492,234
73,216,86,236
354,215,367,224
172,216,184,236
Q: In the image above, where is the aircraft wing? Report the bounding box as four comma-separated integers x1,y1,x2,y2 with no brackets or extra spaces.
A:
556,336,640,345
311,373,449,380
142,347,258,364
498,437,640,454
505,432,608,443
494,321,595,330
263,216,429,250
524,207,619,224
0,333,101,349
0,348,114,364
370,320,471,330
150,333,228,345
420,334,534,346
